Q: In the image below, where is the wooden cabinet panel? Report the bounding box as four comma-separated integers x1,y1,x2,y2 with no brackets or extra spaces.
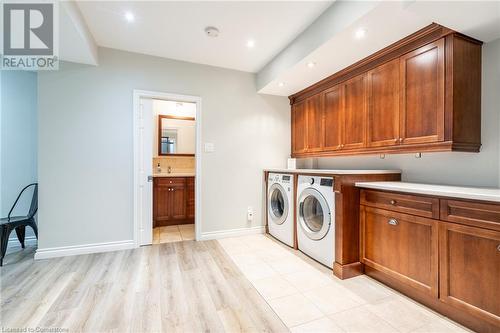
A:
170,184,186,219
360,190,439,219
440,199,500,232
400,39,445,145
292,101,307,154
187,177,195,219
154,183,171,222
367,59,400,147
306,94,323,152
439,222,500,326
342,74,367,150
360,206,439,297
323,85,343,151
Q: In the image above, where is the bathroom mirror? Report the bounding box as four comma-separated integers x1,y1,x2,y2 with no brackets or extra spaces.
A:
158,115,195,156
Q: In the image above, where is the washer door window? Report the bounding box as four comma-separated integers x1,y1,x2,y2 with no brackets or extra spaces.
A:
268,183,289,225
298,188,331,240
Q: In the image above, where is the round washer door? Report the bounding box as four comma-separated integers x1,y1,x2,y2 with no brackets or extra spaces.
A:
268,183,289,225
298,188,331,240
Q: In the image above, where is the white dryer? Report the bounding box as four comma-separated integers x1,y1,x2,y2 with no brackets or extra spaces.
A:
296,175,335,268
267,173,294,247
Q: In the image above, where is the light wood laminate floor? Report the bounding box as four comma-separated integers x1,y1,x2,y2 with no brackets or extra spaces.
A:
0,240,288,332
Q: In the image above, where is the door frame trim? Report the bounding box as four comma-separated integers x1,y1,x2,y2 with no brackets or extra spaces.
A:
133,89,202,247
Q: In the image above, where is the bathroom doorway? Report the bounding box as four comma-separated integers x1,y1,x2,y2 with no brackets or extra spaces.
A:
133,90,202,247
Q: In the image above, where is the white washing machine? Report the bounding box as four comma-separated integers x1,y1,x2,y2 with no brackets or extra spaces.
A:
296,175,335,268
267,173,294,247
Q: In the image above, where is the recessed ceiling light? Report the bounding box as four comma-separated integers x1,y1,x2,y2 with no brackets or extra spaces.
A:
307,61,316,68
124,11,135,23
355,28,367,39
246,40,255,48
278,82,285,87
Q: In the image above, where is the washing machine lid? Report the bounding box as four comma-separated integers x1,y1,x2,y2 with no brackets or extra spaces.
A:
298,188,331,240
268,183,289,225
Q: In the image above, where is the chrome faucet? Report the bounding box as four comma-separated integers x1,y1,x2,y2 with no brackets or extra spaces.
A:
167,166,172,174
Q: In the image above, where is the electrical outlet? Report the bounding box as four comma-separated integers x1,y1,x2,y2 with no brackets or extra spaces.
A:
247,206,254,222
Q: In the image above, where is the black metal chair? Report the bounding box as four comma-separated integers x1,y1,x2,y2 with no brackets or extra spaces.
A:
0,183,38,266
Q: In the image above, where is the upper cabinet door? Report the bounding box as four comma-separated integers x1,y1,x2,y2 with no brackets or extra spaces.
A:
323,85,343,151
343,74,367,150
292,100,307,155
306,94,323,152
367,59,400,147
400,39,445,145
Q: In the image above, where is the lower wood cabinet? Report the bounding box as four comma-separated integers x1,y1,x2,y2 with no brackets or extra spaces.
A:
359,189,500,332
360,206,438,297
153,176,195,227
439,222,500,327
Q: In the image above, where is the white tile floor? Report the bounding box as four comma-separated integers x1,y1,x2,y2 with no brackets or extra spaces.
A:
218,234,471,333
152,224,195,244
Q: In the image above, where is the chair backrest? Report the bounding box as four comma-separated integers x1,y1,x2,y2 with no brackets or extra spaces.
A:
8,183,38,219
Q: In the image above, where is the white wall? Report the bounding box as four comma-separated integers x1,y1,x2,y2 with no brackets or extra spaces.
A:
37,47,290,249
1,71,38,243
314,38,500,187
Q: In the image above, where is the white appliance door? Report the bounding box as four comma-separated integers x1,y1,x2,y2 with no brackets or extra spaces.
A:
268,183,289,225
298,188,331,240
139,98,153,246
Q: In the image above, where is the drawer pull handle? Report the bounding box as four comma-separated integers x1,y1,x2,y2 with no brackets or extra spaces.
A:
388,218,398,226
390,200,397,205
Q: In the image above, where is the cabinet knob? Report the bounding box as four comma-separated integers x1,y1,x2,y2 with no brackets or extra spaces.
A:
388,218,398,226
169,181,173,184
394,138,398,143
340,144,345,148
399,138,403,143
390,200,397,205
497,244,500,252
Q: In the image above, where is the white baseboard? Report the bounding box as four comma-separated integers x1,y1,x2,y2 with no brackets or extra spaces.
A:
34,240,136,260
7,236,38,249
199,225,265,241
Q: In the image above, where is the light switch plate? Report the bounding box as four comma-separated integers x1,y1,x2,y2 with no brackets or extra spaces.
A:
204,142,215,153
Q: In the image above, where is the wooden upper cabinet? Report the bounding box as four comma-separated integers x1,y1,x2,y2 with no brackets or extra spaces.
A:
439,222,500,327
292,100,307,154
400,39,445,145
306,94,323,152
367,59,400,147
342,74,367,150
289,24,481,158
323,85,343,151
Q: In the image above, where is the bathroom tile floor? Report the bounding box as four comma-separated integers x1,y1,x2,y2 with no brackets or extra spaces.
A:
218,234,471,333
153,224,194,244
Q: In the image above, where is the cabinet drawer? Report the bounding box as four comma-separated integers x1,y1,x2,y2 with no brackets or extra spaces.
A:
439,222,500,326
155,177,186,186
440,199,500,232
360,206,439,297
361,189,439,219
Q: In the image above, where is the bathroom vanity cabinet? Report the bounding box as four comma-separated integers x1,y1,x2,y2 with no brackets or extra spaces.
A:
153,176,195,226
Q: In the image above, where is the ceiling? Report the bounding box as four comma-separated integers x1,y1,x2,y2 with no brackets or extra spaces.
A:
76,1,332,73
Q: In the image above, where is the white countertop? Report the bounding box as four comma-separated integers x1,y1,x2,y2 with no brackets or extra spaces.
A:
153,172,195,178
355,181,500,203
265,168,401,175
